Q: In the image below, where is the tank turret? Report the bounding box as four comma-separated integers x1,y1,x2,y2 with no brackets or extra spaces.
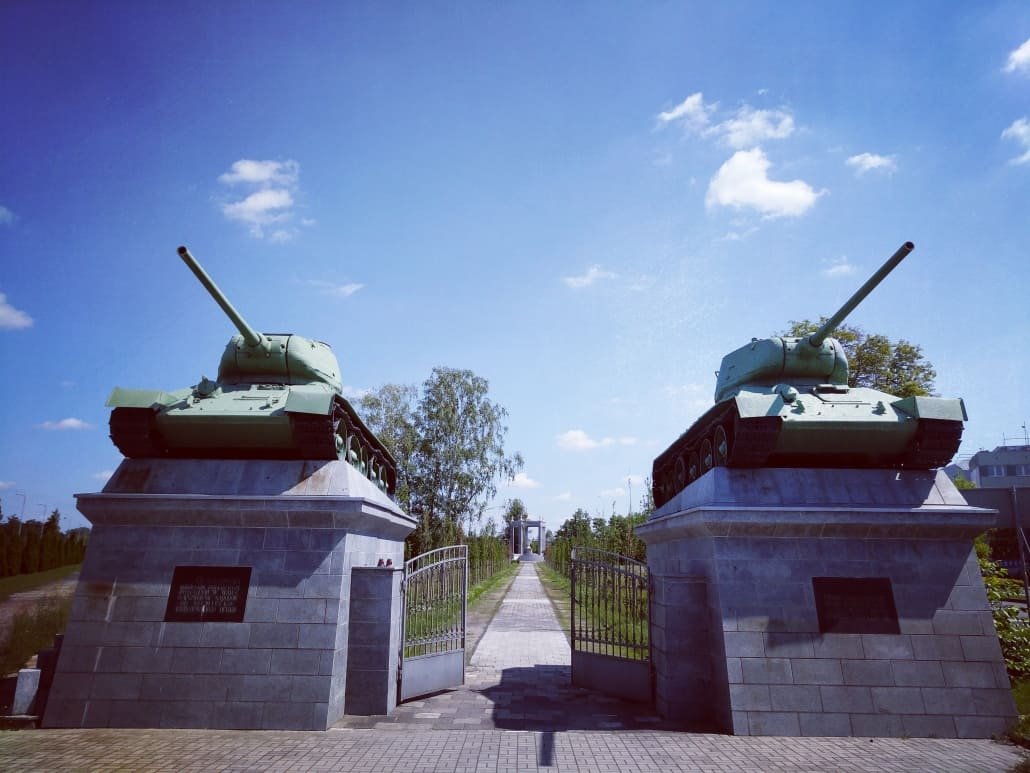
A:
652,241,966,509
107,246,396,496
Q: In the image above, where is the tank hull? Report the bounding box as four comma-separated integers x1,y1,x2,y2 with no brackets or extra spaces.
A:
652,385,965,509
108,384,396,495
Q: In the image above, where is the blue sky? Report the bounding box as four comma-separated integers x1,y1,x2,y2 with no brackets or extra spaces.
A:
1,2,1028,531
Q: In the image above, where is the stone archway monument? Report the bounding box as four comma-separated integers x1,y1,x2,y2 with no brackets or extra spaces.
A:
511,518,546,559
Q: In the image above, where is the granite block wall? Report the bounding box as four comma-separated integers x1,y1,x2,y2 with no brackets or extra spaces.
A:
345,567,403,715
637,468,1016,738
43,459,414,731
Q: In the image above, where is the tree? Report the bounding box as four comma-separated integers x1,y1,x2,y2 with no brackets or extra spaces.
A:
357,383,419,512
781,319,936,397
953,474,975,490
360,367,524,555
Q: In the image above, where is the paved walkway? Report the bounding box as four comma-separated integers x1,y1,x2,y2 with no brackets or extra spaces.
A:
0,563,1025,771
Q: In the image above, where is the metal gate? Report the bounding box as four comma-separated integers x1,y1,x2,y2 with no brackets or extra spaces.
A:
570,547,652,703
398,545,468,701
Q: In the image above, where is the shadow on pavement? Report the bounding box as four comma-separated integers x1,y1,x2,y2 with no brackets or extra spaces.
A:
480,664,685,732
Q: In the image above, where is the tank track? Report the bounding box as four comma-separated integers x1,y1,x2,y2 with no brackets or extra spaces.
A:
652,404,782,509
109,407,166,458
899,418,963,470
652,408,964,510
108,398,398,499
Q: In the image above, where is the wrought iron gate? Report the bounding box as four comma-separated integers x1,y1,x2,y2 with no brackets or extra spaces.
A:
570,547,652,703
398,545,468,701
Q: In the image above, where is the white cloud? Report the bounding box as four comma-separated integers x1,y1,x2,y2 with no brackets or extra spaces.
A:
92,470,114,481
219,159,302,239
714,106,795,149
600,487,626,498
1002,118,1030,164
38,417,93,431
0,292,33,330
0,481,14,490
222,188,294,234
562,265,617,289
0,205,14,225
846,153,897,176
657,92,716,131
1004,37,1030,74
219,159,299,187
705,148,823,218
508,473,541,490
553,492,572,502
821,256,856,278
556,429,637,451
305,279,365,298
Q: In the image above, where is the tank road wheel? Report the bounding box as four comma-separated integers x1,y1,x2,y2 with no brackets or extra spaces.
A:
700,438,714,474
713,425,730,466
688,451,700,482
673,456,687,491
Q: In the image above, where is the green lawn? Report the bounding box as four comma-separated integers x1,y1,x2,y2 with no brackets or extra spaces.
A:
0,564,81,604
468,561,519,608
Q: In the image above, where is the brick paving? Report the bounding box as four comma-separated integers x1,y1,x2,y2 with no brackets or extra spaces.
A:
0,562,1025,771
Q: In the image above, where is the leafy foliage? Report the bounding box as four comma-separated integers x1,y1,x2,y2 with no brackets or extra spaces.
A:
980,554,1030,679
359,367,523,556
545,507,648,577
781,319,936,397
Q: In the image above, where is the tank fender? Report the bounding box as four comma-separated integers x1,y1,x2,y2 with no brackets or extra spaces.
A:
106,387,182,409
731,391,782,418
284,385,334,415
891,395,968,422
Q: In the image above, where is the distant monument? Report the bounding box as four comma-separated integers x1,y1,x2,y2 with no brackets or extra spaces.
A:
511,517,546,560
44,247,414,730
640,242,1015,737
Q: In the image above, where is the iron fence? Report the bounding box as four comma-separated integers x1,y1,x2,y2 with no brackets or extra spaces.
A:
570,546,650,662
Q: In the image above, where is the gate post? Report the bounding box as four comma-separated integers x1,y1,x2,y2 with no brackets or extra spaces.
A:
345,566,404,716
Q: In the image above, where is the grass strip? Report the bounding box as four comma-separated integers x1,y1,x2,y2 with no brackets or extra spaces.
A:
0,564,81,604
534,562,572,641
1,594,72,676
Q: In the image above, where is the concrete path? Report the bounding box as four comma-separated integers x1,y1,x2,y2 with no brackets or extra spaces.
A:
0,563,1024,771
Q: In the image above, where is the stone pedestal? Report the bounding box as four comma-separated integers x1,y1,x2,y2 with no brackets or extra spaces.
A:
345,567,403,715
636,468,1017,738
43,458,414,731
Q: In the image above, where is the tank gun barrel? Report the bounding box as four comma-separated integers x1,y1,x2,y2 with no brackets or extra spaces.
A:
809,241,914,347
177,245,267,349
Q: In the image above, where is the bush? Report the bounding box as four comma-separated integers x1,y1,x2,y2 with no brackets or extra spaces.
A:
981,556,1030,680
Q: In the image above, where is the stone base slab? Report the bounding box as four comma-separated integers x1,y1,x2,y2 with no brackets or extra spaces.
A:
636,467,1016,738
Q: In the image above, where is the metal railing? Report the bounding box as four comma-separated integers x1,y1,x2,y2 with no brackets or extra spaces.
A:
571,547,650,662
402,545,468,659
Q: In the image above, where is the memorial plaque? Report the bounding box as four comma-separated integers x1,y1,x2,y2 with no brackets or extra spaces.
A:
164,565,252,623
813,576,900,634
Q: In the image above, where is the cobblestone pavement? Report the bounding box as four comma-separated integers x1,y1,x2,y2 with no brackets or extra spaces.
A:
0,563,1024,771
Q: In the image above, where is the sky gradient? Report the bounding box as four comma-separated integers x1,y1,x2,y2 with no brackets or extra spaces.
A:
2,2,1029,530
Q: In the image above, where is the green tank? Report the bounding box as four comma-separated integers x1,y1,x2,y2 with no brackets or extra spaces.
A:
652,241,966,509
106,245,396,496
